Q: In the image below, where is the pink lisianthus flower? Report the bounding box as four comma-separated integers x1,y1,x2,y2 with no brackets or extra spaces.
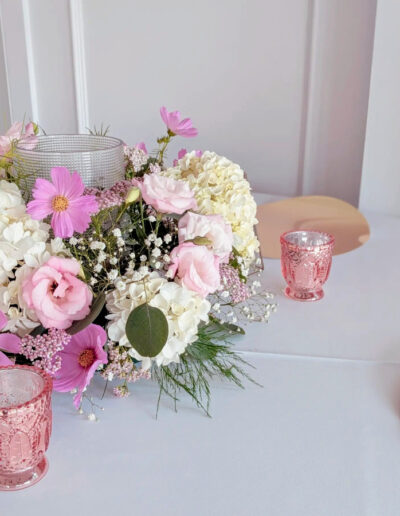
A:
178,212,233,263
160,107,198,138
27,167,98,238
173,149,202,166
0,121,37,155
53,324,108,408
168,242,221,297
0,311,21,366
137,173,198,214
135,142,148,154
22,257,93,330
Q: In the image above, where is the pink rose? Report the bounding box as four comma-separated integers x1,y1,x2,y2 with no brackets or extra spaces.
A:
138,173,197,214
22,257,92,330
178,212,233,263
168,242,220,297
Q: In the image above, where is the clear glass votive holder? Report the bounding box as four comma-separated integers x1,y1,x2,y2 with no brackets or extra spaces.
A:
0,365,52,491
280,230,334,301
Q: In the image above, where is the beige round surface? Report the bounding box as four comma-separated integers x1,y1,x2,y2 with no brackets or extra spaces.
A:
257,195,370,258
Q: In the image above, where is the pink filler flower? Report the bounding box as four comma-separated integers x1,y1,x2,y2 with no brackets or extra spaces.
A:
0,311,21,366
160,107,198,138
53,324,108,408
173,148,202,166
168,242,221,297
22,257,93,330
27,167,98,238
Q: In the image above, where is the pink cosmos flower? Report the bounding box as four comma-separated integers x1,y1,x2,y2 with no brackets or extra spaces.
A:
173,149,202,166
0,311,21,366
27,167,98,238
53,324,108,408
178,212,233,263
137,173,198,214
160,107,198,138
22,257,93,330
0,121,37,155
168,242,221,297
135,142,148,154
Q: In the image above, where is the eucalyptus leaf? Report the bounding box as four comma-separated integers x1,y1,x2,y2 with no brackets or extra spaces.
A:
125,303,168,357
66,292,106,335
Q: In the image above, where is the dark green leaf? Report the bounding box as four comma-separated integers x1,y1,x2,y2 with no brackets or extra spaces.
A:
126,303,168,357
66,292,106,335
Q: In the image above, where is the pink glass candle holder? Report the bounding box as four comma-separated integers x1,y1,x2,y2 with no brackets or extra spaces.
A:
0,365,52,491
280,230,334,301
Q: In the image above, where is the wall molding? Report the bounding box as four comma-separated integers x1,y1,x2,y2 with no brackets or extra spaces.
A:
21,0,38,122
70,0,89,133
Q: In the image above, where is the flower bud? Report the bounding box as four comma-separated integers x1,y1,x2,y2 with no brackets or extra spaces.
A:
192,236,212,246
125,187,140,204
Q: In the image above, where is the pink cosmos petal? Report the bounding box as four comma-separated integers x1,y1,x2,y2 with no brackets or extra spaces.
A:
51,167,77,196
0,352,13,366
160,106,197,137
51,211,74,238
0,334,21,354
26,198,53,220
32,178,57,198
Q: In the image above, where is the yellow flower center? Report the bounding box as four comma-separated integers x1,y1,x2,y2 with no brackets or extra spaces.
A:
52,195,69,212
78,349,95,368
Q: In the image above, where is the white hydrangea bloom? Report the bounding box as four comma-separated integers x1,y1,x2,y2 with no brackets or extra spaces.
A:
0,237,68,335
163,151,260,265
0,180,50,284
106,271,210,369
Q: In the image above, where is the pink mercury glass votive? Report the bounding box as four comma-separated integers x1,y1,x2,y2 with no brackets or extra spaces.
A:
0,365,52,491
280,230,334,302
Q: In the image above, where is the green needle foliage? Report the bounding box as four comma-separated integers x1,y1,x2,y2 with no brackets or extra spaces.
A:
152,323,260,417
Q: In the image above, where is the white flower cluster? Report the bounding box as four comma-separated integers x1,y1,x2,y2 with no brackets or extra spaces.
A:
106,271,210,370
0,180,67,335
0,180,50,283
163,151,260,266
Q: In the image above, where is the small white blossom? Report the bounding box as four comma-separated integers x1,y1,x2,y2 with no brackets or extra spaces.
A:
94,263,102,273
110,257,118,265
107,270,118,281
155,237,163,247
69,237,78,246
90,241,106,251
112,228,122,237
148,215,156,223
164,234,172,244
97,251,106,263
152,248,161,257
140,255,147,262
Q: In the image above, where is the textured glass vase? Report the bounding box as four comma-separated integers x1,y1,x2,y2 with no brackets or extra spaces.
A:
280,230,334,301
0,365,52,491
15,134,125,193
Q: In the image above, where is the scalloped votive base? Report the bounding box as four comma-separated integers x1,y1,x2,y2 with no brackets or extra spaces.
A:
284,286,324,302
0,456,48,491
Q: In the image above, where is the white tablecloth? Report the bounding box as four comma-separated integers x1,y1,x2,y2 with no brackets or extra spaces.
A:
2,201,400,516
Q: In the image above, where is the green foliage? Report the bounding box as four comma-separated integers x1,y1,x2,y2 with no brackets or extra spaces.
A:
126,303,168,357
152,322,258,417
87,123,110,136
66,293,106,335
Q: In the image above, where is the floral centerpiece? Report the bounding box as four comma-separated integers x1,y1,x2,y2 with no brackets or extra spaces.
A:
0,108,275,418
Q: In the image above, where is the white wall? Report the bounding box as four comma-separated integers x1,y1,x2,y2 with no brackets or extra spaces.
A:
0,0,376,205
360,0,400,216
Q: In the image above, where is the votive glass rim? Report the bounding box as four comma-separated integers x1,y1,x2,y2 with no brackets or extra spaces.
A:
15,134,124,154
280,229,335,250
0,365,52,414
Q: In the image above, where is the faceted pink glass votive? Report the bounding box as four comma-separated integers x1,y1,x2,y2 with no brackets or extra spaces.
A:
0,365,52,491
280,230,334,302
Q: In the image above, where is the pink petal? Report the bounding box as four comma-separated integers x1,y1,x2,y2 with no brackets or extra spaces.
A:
0,352,13,366
0,334,21,354
50,167,80,197
51,211,74,238
160,106,169,126
32,178,57,199
26,198,53,220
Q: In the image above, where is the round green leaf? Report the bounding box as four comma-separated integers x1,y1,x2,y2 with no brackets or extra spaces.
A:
125,303,168,357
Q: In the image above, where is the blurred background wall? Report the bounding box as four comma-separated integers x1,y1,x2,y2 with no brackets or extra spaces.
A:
0,0,384,209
